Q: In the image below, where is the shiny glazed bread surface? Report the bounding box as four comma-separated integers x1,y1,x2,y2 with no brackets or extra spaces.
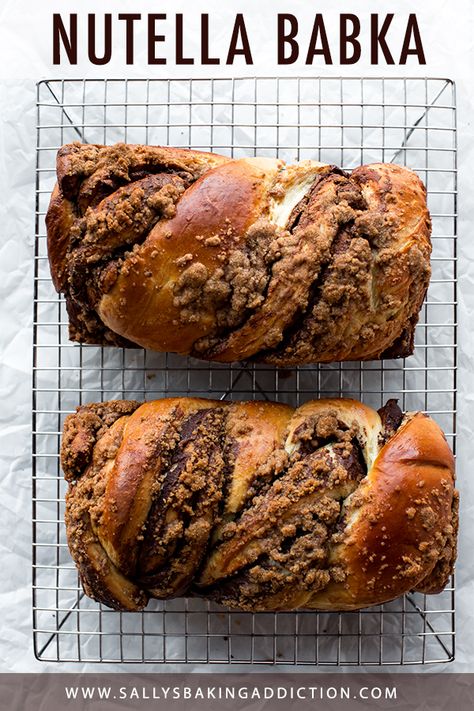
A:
47,143,432,365
62,397,457,612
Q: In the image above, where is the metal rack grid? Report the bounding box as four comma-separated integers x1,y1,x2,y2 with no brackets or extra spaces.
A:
33,77,457,665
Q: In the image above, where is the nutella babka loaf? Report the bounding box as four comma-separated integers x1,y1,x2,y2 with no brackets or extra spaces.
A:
47,143,432,365
62,397,457,612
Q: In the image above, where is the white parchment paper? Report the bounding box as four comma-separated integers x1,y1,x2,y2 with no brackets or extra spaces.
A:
0,0,473,674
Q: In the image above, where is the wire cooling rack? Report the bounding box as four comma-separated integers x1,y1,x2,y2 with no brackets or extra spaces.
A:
33,77,457,665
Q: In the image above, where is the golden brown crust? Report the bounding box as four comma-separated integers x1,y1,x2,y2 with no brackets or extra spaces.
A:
62,397,456,612
306,413,456,610
47,144,431,364
99,158,281,354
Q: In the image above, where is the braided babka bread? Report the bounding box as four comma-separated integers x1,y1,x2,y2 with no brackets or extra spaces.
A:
62,397,457,612
47,143,432,365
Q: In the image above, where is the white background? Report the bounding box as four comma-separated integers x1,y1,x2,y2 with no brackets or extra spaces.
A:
0,0,473,673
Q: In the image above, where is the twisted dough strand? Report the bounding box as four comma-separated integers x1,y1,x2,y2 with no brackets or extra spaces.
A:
62,397,457,612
